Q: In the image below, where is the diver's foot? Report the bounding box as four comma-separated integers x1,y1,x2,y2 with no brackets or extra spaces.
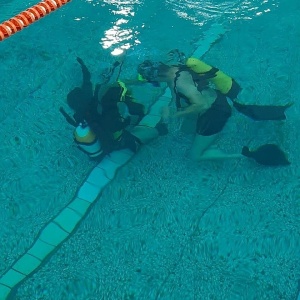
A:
155,122,168,136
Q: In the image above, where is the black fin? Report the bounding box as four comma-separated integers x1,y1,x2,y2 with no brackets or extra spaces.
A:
243,144,291,166
233,101,293,121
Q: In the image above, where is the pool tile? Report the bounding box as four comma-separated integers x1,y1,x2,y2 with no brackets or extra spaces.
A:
77,182,101,203
159,95,172,103
149,100,169,116
68,198,91,216
97,158,120,179
0,284,11,300
12,254,41,276
27,239,56,261
193,23,226,58
0,269,25,288
54,208,82,233
162,89,172,98
138,115,161,128
39,222,69,246
86,167,111,188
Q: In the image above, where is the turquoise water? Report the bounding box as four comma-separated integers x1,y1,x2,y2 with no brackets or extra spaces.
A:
0,0,300,299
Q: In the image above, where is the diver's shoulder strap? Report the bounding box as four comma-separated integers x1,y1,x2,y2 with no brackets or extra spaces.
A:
201,66,219,77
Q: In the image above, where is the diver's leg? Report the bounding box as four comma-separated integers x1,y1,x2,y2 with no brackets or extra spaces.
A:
125,99,146,123
199,148,243,160
189,134,216,161
180,114,198,134
191,95,241,161
189,134,243,161
130,125,159,144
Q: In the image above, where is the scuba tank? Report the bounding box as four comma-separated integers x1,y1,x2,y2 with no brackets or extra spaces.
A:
74,121,103,159
186,57,234,95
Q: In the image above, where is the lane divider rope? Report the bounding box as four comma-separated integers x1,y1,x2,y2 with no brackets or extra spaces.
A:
0,0,71,42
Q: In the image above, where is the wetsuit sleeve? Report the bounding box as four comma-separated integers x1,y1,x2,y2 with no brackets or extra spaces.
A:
77,57,93,100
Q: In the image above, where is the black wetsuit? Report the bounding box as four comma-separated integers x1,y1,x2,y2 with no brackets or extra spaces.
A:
196,92,231,136
66,58,143,156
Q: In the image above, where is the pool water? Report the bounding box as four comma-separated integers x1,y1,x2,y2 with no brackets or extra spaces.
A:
0,0,300,299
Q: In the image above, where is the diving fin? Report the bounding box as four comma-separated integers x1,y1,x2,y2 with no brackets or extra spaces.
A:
233,101,293,121
242,144,290,166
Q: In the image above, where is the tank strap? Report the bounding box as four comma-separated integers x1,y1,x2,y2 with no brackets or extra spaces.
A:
195,66,219,77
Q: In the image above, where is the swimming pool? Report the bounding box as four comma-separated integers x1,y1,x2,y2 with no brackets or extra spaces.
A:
0,0,300,299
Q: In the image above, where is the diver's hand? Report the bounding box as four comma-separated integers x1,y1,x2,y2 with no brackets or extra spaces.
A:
165,49,178,63
166,49,186,64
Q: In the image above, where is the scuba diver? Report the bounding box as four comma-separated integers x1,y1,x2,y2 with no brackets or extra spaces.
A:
137,51,291,166
60,57,167,161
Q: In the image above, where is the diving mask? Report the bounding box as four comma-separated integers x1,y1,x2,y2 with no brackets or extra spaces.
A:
137,60,162,81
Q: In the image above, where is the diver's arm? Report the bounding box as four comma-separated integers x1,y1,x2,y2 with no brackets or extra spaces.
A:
174,86,209,117
77,57,92,84
173,103,204,117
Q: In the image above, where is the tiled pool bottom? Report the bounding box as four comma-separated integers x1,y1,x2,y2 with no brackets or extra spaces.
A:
12,125,300,299
1,4,300,297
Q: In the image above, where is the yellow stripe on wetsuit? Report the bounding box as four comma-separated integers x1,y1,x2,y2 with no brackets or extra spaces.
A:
117,80,128,100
